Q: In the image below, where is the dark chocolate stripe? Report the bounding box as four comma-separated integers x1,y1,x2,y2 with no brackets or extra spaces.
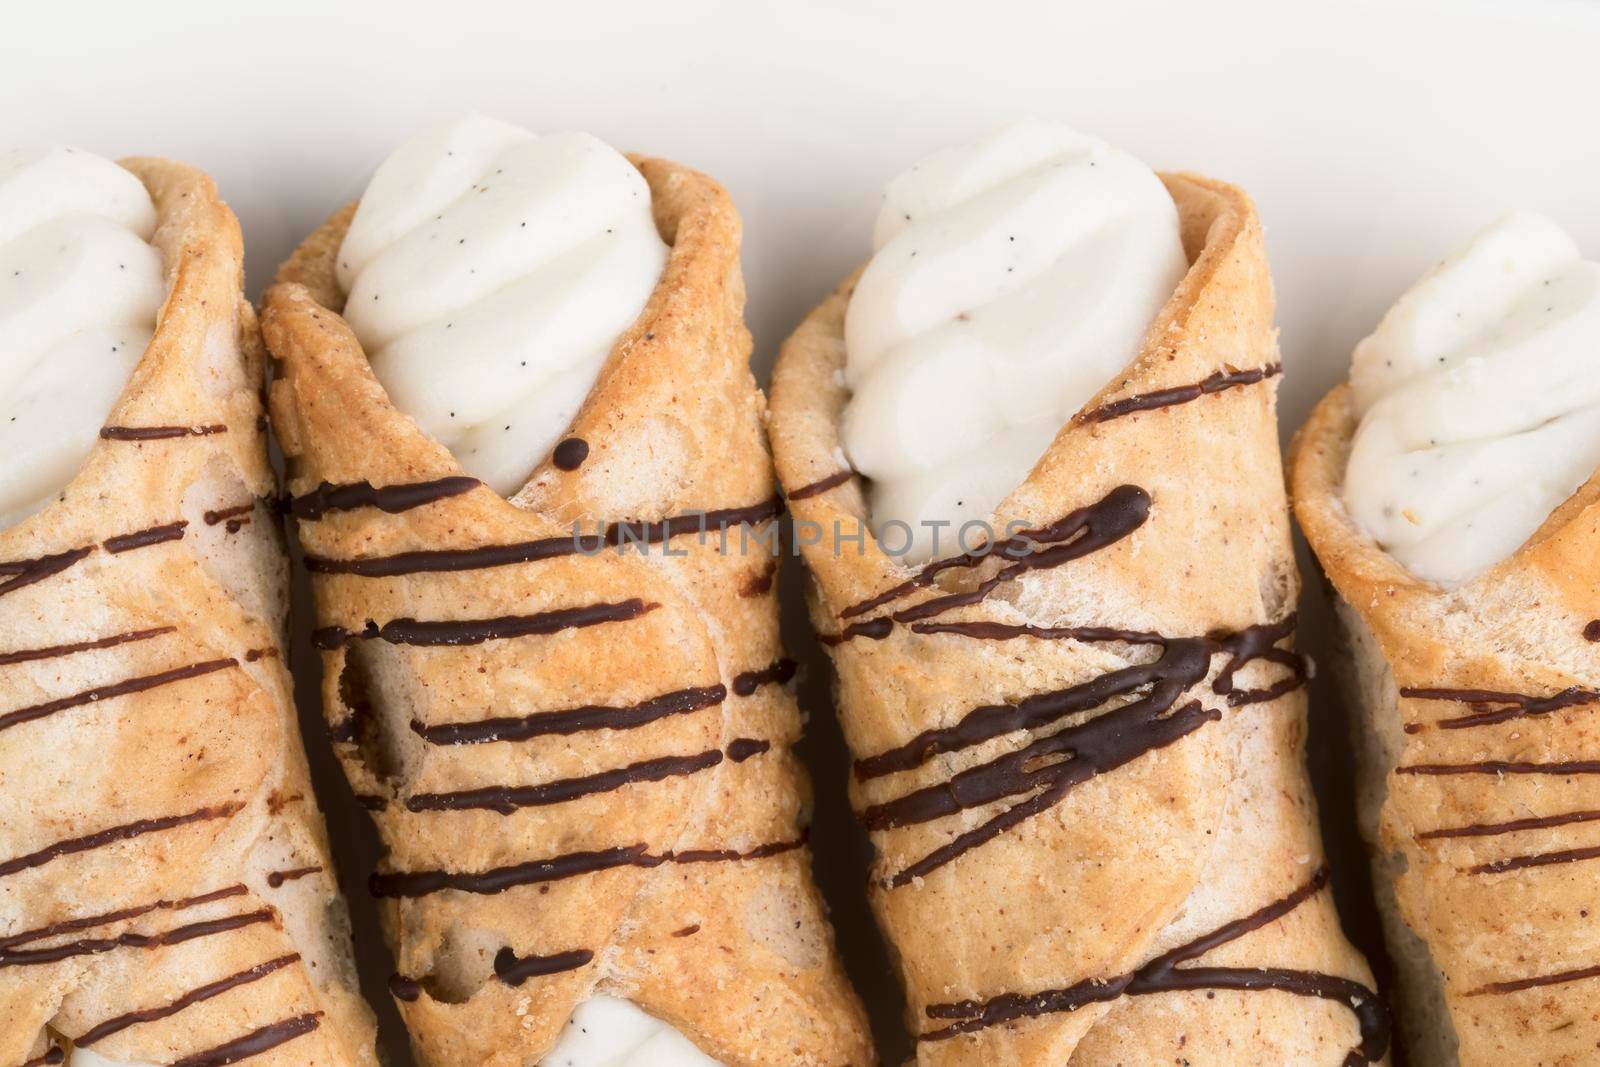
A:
0,657,238,734
304,499,782,577
921,866,1389,1065
493,946,594,986
910,621,1166,644
1078,363,1283,424
266,865,323,888
76,953,301,1045
732,658,797,696
289,476,480,520
0,546,93,598
0,885,247,950
405,749,725,814
371,838,806,899
170,1012,321,1067
0,626,175,667
0,803,241,880
0,908,272,969
1468,963,1600,997
410,683,726,746
1419,809,1600,841
314,600,653,650
103,520,188,554
1400,685,1599,732
101,424,227,440
21,1048,64,1067
728,737,771,762
388,974,422,1002
1398,760,1600,776
1468,844,1600,876
204,503,256,526
786,469,854,500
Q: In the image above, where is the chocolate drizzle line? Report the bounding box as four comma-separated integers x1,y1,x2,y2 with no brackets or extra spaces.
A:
835,485,1151,640
75,953,301,1045
786,468,854,500
410,683,726,746
1078,363,1283,424
1585,620,1600,642
266,865,323,888
0,908,273,969
0,546,94,598
728,738,771,762
169,1012,322,1067
493,946,595,986
304,498,781,577
1398,760,1600,776
552,437,590,471
1400,685,1599,733
1468,963,1600,997
732,658,797,696
0,885,247,950
103,520,189,554
919,866,1389,1065
0,625,175,667
0,657,238,734
0,803,242,880
405,749,726,814
289,476,480,520
21,1048,64,1067
1419,809,1600,841
100,424,227,440
1466,844,1600,876
312,600,653,649
370,838,806,899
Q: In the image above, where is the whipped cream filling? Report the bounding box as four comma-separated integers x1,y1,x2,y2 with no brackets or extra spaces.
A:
840,120,1187,564
540,996,719,1066
71,1048,152,1067
0,145,164,528
337,114,668,496
1344,211,1600,585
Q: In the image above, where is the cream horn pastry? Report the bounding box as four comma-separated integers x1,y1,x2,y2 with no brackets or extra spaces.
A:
1292,211,1600,1066
769,121,1388,1065
261,115,872,1066
0,147,377,1065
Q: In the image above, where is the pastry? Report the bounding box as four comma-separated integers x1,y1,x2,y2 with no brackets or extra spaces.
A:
0,147,376,1064
768,122,1388,1065
1292,211,1600,1065
261,115,873,1066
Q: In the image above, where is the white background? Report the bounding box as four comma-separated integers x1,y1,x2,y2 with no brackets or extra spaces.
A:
8,0,1600,431
7,0,1600,1059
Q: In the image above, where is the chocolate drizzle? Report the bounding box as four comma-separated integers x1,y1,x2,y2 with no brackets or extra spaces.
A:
728,738,771,762
1419,809,1600,841
0,803,241,880
388,974,422,1002
552,437,590,471
918,866,1389,1064
410,683,726,746
20,1048,64,1067
0,885,246,951
492,946,595,986
786,468,854,500
370,839,806,899
266,865,323,888
1401,685,1599,732
1078,363,1283,424
76,953,301,1045
0,546,94,598
0,657,237,734
289,476,480,520
169,1012,322,1067
0,908,272,969
0,625,175,667
405,749,726,814
313,600,653,649
100,423,228,440
1585,620,1600,642
1469,963,1600,997
732,658,797,696
1467,843,1600,876
104,520,189,554
1398,760,1600,776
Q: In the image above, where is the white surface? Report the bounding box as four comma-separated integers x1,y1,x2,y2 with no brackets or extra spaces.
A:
841,121,1185,562
541,996,722,1067
1344,210,1600,584
6,0,1600,443
0,145,162,526
338,115,666,493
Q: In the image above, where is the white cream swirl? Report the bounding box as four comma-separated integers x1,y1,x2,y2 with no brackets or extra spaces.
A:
337,114,668,496
840,120,1187,564
1344,211,1600,585
0,145,164,527
71,1048,153,1067
540,996,720,1066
